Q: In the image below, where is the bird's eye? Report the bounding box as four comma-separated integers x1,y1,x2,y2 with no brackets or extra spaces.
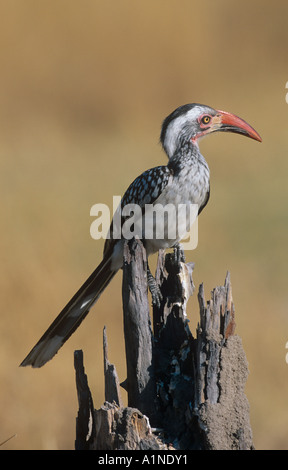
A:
201,115,211,125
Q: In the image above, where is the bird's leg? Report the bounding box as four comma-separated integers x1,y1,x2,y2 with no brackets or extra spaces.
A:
147,264,163,308
173,243,185,264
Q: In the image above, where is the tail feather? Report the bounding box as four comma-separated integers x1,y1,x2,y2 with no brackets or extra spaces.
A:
20,254,116,368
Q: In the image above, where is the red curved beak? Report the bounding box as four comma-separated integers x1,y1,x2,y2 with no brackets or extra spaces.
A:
216,110,262,142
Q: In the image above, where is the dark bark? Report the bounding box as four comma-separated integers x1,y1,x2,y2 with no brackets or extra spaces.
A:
103,326,123,407
74,350,96,450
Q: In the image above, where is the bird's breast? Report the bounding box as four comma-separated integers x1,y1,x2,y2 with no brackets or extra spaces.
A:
163,160,210,209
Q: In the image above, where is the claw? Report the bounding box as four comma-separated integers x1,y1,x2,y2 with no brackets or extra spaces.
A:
150,286,163,308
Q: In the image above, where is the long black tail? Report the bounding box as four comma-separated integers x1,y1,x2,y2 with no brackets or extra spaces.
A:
20,254,116,368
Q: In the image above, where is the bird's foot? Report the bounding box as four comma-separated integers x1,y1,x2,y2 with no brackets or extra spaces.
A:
147,267,163,308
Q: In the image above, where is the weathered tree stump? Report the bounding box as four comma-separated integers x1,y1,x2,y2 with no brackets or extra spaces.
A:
74,238,253,450
121,238,156,422
193,277,253,450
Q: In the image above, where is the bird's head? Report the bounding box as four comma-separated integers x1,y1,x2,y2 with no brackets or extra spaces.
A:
160,103,262,158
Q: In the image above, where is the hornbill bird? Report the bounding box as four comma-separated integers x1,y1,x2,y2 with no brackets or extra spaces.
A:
20,103,261,368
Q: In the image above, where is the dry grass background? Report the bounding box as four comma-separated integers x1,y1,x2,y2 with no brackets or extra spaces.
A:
0,0,288,450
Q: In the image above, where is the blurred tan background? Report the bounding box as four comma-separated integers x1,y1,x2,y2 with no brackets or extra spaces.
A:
0,0,288,450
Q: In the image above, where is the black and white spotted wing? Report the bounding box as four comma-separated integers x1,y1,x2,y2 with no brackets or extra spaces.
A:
121,165,172,207
104,165,172,255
